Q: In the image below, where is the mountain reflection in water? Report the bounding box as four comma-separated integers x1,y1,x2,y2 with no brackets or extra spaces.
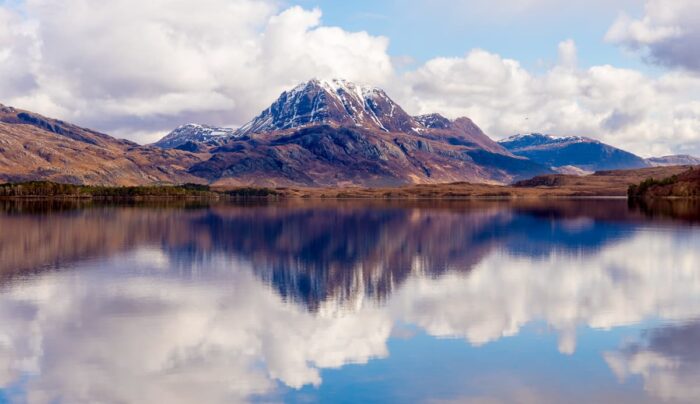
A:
0,199,698,403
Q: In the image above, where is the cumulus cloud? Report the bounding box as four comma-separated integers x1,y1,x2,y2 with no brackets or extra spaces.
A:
606,0,700,71
0,0,699,156
400,43,700,156
1,207,700,401
605,322,700,402
0,0,393,142
390,229,700,352
0,250,391,403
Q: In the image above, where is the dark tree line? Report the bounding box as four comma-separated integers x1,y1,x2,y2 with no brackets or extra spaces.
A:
0,181,281,199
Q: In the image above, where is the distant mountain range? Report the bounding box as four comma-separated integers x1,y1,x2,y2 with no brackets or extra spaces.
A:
157,79,550,187
498,133,649,173
0,79,697,187
498,133,699,173
645,155,700,167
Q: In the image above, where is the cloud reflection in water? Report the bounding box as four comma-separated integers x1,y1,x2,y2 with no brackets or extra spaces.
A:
0,200,698,403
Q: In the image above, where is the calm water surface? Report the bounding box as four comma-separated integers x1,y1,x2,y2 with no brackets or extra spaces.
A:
0,199,699,403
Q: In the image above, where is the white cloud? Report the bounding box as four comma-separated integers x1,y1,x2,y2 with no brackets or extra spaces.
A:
557,39,578,69
606,0,700,71
0,250,391,403
605,322,700,402
2,210,700,401
400,43,700,156
0,0,699,156
0,0,393,143
390,229,700,352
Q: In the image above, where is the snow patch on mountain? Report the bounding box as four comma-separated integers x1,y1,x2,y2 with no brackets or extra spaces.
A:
235,79,417,136
645,155,700,167
499,133,597,150
499,133,649,171
154,124,239,149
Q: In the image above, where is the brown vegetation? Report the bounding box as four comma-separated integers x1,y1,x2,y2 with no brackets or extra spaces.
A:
216,165,695,199
628,167,700,198
0,104,205,185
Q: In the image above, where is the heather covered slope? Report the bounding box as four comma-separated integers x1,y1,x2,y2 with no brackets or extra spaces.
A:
0,104,204,185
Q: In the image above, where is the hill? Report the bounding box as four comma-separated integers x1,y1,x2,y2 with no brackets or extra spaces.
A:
628,167,700,198
0,104,204,185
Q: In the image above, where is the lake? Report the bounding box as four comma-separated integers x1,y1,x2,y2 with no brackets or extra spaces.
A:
0,199,699,403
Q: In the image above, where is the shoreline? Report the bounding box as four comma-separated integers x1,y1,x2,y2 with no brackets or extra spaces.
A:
1,164,697,201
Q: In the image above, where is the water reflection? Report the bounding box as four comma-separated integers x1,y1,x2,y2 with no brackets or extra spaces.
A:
0,200,699,403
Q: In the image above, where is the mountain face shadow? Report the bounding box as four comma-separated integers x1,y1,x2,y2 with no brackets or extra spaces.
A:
0,199,691,311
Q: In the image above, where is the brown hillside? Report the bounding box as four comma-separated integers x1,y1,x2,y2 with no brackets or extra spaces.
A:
0,104,205,185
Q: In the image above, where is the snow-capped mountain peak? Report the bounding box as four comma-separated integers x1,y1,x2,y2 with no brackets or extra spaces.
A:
235,78,417,136
414,113,452,129
155,79,518,154
499,133,649,172
154,123,238,150
499,133,598,150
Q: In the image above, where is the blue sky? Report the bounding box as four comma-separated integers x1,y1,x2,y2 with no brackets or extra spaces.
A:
288,0,653,72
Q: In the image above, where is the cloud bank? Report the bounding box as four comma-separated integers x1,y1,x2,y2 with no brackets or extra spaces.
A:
606,0,700,72
0,0,699,156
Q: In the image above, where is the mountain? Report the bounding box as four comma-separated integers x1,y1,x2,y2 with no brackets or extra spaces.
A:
646,155,700,167
1,79,555,188
154,124,238,151
236,79,419,136
499,133,649,172
182,79,551,187
0,104,203,185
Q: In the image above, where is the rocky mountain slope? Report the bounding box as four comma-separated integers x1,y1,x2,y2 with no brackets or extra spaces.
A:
0,104,203,185
175,79,551,187
499,133,649,172
7,78,692,189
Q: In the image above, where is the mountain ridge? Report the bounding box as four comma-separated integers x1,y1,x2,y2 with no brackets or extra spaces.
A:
173,79,550,186
646,155,700,167
2,79,696,188
0,103,204,185
499,133,649,172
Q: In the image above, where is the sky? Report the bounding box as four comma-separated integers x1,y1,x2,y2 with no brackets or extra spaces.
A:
0,0,699,156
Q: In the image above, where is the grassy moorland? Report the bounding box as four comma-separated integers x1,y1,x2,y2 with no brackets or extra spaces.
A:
246,165,694,199
0,165,695,200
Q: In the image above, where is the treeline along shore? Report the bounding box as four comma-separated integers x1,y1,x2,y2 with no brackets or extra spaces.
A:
0,181,280,200
0,166,697,200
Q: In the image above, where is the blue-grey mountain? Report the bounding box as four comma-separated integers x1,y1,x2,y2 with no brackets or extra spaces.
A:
499,133,649,172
